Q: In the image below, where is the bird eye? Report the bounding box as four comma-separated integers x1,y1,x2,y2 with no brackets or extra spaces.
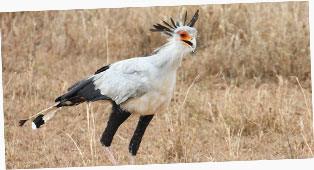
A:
180,33,186,37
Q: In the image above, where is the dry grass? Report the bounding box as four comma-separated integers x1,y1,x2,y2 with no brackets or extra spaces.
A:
1,1,313,169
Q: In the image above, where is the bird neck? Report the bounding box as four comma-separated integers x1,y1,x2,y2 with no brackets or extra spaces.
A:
152,39,189,71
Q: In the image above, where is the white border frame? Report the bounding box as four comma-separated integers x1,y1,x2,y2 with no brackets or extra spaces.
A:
0,0,311,12
0,0,313,170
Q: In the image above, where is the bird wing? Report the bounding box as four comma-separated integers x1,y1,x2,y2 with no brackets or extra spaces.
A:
93,57,151,105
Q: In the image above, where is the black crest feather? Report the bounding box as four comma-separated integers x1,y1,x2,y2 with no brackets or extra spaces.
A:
163,20,174,29
150,10,199,36
176,21,180,27
150,24,174,36
183,11,187,25
187,10,199,27
170,18,177,28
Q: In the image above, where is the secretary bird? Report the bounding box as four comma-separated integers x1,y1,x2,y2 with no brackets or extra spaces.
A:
19,10,199,165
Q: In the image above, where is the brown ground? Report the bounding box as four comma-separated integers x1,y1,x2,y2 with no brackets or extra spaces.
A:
1,1,313,169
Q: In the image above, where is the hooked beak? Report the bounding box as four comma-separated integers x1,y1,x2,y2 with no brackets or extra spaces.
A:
182,37,196,52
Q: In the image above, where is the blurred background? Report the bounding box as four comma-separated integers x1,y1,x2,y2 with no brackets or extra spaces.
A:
1,1,313,168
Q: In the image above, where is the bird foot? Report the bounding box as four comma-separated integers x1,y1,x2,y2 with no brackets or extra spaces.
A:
130,154,136,165
104,147,118,165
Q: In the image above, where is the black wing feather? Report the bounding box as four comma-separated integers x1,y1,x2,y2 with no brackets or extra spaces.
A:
55,65,111,106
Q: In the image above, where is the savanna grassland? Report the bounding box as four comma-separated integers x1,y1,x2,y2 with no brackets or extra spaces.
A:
1,2,313,169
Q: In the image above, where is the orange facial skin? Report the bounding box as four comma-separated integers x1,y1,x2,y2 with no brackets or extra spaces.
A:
178,30,191,40
178,30,193,47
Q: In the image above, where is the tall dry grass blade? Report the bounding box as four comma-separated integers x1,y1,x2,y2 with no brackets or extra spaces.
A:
176,75,199,161
106,27,110,65
285,132,294,159
64,132,87,166
208,102,216,122
295,77,312,116
90,103,97,163
86,103,93,160
178,75,200,126
299,117,314,157
4,72,16,90
217,95,232,157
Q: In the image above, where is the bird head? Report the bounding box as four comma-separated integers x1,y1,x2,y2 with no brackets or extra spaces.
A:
150,10,199,53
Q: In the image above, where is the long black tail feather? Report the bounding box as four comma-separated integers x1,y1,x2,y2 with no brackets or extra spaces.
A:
19,103,59,128
19,119,28,126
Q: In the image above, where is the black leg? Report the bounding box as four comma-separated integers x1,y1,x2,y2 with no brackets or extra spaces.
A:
129,114,154,156
100,102,131,147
